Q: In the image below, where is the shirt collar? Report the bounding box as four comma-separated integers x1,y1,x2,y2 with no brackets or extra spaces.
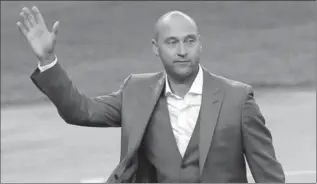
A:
165,64,203,96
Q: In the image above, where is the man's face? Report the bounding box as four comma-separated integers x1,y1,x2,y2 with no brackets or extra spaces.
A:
153,18,202,80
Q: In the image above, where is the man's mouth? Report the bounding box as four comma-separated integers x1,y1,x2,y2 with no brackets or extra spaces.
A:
174,60,190,63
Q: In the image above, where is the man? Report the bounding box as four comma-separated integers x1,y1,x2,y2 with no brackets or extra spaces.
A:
17,6,285,183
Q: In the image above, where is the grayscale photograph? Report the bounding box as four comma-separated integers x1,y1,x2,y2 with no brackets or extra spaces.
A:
1,1,316,183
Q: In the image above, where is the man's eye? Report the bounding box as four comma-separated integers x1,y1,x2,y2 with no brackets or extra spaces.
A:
186,39,196,44
168,41,177,45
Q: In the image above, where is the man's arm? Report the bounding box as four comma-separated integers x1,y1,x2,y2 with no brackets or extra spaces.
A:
17,6,129,127
31,60,131,127
241,86,285,183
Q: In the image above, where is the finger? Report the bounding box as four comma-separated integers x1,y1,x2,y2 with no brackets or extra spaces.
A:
17,21,28,38
22,7,36,27
52,21,59,36
20,12,31,30
32,6,45,25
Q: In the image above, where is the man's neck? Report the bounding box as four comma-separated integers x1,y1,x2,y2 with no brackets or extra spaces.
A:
166,66,200,98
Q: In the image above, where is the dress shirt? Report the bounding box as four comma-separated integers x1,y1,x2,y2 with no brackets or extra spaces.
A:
165,65,203,157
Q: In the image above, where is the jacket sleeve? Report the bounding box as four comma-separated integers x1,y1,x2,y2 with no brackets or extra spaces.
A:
30,62,131,127
241,85,285,183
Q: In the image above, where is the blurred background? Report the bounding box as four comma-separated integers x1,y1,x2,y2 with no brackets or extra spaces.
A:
1,1,316,183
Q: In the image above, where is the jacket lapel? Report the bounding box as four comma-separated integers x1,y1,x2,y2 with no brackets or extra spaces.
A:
199,68,225,175
127,72,165,154
109,73,165,183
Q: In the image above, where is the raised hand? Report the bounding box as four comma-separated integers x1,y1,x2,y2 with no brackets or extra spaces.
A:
17,6,59,65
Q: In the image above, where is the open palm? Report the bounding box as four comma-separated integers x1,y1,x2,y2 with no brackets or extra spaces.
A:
17,6,59,61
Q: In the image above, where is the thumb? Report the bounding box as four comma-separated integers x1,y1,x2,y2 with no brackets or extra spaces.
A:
52,21,59,38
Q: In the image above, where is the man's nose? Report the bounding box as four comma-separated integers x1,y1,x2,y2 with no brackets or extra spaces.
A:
177,43,188,58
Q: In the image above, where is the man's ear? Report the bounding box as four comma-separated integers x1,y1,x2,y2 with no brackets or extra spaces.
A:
198,34,202,53
151,39,159,56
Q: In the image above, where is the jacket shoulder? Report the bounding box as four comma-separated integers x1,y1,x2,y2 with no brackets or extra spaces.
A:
211,73,250,88
130,72,162,80
119,72,163,91
126,72,163,85
209,72,253,96
208,73,255,110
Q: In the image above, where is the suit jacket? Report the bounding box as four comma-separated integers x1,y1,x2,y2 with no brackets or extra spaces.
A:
31,63,285,183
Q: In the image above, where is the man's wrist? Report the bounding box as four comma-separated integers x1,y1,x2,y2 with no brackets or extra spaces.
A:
38,55,58,72
38,53,56,66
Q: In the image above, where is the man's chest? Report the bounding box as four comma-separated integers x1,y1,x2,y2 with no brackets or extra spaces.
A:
166,95,202,156
166,94,202,129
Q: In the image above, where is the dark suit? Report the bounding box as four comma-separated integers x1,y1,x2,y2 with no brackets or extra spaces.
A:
31,63,285,183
